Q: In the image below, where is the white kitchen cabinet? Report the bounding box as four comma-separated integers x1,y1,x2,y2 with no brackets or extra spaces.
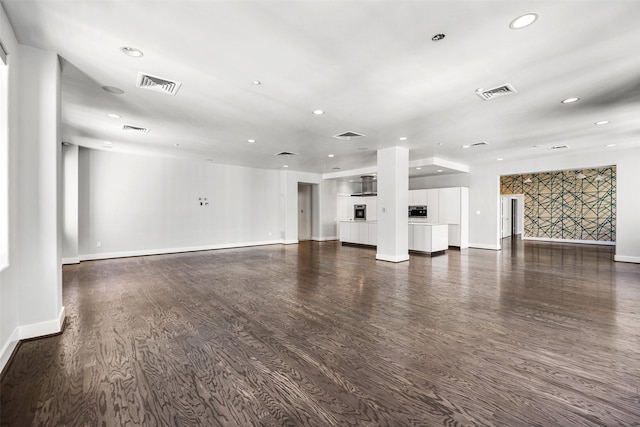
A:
366,197,377,221
339,221,377,246
409,223,448,253
438,187,461,224
368,223,377,246
426,189,439,223
409,189,427,206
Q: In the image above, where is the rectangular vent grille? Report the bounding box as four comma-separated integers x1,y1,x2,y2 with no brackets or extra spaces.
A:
137,72,182,96
333,131,365,141
476,84,516,101
274,151,298,156
122,125,149,134
548,145,570,150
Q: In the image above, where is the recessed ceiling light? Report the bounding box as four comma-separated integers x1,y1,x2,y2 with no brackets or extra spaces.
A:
102,86,124,95
509,13,538,29
283,165,289,168
561,97,580,104
595,120,610,125
120,46,144,57
606,143,616,147
175,144,180,147
437,142,443,146
328,154,335,158
103,141,113,146
252,80,261,85
416,167,421,170
462,145,470,149
431,33,446,41
399,137,407,141
437,170,443,173
312,110,324,115
107,113,121,119
497,158,504,161
248,139,255,143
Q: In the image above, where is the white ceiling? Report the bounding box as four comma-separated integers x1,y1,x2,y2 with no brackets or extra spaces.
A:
3,0,640,178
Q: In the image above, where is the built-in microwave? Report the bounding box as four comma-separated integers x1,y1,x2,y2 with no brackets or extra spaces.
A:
408,205,427,218
354,204,367,220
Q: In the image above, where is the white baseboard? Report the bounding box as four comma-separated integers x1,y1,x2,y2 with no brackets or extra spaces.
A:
376,253,410,263
1,307,65,374
614,255,640,264
282,240,299,245
62,256,80,265
79,240,283,261
522,237,616,246
469,243,501,250
311,236,338,242
0,327,20,374
19,306,66,340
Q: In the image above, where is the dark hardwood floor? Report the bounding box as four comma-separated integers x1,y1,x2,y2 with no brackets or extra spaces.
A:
2,238,640,426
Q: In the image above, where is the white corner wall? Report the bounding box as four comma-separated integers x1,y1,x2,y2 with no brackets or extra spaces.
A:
1,6,64,373
62,144,79,264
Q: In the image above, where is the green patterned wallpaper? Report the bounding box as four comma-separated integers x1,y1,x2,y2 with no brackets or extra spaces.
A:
501,166,616,242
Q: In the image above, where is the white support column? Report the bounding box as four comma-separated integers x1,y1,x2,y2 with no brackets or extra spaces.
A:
376,146,409,263
62,144,79,264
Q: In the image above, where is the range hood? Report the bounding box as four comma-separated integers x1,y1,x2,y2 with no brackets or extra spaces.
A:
352,175,377,196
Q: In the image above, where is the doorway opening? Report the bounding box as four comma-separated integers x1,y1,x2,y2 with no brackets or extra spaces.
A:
298,182,314,241
501,194,524,242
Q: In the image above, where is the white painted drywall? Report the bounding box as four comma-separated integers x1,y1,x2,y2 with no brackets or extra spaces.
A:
0,9,65,373
78,149,283,258
62,144,79,263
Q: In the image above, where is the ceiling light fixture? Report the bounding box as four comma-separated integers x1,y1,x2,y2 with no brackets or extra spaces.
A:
107,113,121,119
416,167,421,170
248,139,255,143
462,145,470,149
102,86,124,95
312,110,324,115
283,165,289,168
606,143,616,147
561,97,580,104
432,33,446,41
399,137,407,141
120,46,144,57
328,154,335,158
595,120,610,125
103,141,113,146
509,13,538,30
437,170,443,173
252,80,261,85
497,158,504,161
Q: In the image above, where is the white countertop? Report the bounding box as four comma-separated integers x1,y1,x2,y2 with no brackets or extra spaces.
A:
339,220,377,223
409,222,447,226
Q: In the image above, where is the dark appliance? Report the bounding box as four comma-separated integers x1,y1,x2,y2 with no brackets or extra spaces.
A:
408,205,427,218
354,204,367,220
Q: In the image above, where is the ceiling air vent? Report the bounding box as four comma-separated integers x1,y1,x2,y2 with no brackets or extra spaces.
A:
274,151,298,156
136,72,182,96
333,131,365,141
476,84,516,101
122,125,149,134
548,145,570,151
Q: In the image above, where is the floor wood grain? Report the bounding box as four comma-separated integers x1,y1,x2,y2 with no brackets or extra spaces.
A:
2,238,640,426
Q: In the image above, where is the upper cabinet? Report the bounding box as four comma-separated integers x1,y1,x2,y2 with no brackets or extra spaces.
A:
409,189,427,205
438,187,461,224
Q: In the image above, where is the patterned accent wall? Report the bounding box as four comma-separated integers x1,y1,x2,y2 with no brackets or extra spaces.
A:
501,166,616,242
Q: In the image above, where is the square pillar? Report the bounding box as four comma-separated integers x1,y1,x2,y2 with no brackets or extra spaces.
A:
376,146,409,262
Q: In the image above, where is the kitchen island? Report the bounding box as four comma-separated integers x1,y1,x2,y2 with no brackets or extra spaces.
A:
408,222,448,255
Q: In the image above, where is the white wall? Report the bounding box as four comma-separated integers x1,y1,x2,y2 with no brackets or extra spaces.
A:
62,144,79,263
0,6,64,373
78,149,283,259
410,148,640,260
